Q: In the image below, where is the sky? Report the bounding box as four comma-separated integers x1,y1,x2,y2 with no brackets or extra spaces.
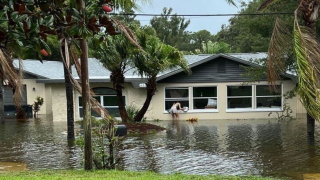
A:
135,0,248,35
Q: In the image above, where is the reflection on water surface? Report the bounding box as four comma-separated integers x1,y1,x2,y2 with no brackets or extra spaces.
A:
0,114,319,179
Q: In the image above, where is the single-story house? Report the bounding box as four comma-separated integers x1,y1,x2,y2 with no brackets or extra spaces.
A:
10,52,306,121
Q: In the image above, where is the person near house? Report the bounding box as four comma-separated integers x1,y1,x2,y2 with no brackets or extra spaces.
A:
170,102,182,120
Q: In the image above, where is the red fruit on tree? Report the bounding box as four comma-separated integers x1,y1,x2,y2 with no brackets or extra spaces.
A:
102,5,112,12
40,49,49,56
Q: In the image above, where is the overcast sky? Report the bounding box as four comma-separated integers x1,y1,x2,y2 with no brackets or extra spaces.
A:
135,0,248,34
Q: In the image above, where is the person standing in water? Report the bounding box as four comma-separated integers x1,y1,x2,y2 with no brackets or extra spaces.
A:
170,102,182,120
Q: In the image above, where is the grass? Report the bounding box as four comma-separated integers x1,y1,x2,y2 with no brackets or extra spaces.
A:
0,170,281,180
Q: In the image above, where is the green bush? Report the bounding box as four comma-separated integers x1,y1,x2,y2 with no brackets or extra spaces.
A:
126,104,146,122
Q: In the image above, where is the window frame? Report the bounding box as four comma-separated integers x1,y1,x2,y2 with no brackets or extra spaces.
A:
192,86,218,112
163,86,219,113
226,85,253,111
78,92,126,119
164,87,189,112
255,84,283,111
226,84,283,112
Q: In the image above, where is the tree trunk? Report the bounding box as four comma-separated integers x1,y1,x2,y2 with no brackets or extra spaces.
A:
0,78,4,124
134,77,156,122
307,113,315,145
111,71,128,122
116,89,128,122
80,39,93,170
64,64,75,140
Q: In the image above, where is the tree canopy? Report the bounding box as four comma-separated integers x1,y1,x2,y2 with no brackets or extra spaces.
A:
215,0,296,53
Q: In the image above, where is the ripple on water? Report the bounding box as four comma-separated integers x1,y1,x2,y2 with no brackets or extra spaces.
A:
2,117,320,179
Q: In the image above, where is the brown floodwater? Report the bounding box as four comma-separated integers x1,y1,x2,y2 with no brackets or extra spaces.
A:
0,114,319,179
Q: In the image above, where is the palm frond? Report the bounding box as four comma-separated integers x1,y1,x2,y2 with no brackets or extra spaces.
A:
226,0,237,7
293,19,320,120
258,0,282,11
0,49,23,108
59,38,113,122
267,18,293,89
111,19,144,52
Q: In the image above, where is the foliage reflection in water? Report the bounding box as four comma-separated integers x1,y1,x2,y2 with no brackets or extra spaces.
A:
0,114,319,179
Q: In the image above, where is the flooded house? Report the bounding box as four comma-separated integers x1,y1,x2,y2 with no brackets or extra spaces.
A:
12,53,305,121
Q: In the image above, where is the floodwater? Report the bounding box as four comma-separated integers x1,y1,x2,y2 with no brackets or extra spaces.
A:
0,114,320,179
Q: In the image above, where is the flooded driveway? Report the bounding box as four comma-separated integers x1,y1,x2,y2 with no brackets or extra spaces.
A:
0,114,319,179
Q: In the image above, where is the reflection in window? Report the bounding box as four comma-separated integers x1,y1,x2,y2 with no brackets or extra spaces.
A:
193,87,217,109
165,88,189,110
227,86,252,109
256,85,281,108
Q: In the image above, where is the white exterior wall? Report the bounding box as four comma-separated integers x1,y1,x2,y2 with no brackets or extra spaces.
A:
48,80,300,121
73,82,149,120
151,80,298,120
45,84,52,115
24,79,46,115
50,84,68,121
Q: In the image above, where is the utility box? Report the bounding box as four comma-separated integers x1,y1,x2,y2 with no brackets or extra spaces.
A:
115,124,127,136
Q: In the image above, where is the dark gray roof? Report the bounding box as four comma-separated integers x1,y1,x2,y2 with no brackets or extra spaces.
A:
13,52,295,83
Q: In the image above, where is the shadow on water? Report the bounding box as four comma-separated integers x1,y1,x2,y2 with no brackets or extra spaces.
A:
1,114,320,179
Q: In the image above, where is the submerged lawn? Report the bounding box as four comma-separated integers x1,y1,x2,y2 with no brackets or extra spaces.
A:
0,170,281,180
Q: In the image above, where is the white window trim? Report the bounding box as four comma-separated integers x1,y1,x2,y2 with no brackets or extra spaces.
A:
164,87,189,111
255,84,283,111
78,94,126,118
226,85,253,111
192,86,218,111
164,86,219,113
163,109,219,113
226,84,283,113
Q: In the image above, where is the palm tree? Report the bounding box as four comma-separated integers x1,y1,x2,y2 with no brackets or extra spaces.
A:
132,31,190,122
93,35,132,122
258,0,320,142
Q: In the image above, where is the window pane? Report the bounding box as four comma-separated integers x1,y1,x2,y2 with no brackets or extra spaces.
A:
256,85,281,96
79,97,82,106
257,97,281,108
165,88,188,98
79,96,100,105
165,100,189,110
93,96,101,103
103,96,125,106
193,87,217,97
105,107,120,117
227,86,252,96
79,108,101,118
194,98,217,109
227,98,252,108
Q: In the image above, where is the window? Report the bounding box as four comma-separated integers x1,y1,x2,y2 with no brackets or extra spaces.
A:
78,87,125,118
165,88,189,110
256,85,281,109
227,86,252,109
193,87,217,109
